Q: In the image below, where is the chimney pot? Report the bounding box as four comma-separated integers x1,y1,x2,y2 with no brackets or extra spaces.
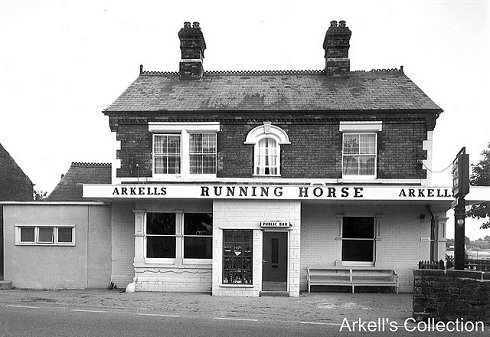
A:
324,19,352,76
178,21,206,80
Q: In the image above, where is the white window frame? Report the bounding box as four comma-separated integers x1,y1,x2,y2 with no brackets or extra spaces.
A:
153,133,182,176
188,133,217,175
15,225,76,246
244,122,290,177
340,216,376,266
149,123,220,180
144,211,213,265
340,121,382,180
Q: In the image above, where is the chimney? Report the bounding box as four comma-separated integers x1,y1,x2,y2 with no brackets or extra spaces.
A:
323,20,352,76
178,21,206,80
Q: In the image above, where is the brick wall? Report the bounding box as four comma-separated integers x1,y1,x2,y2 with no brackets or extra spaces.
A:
112,113,433,180
413,270,490,323
301,203,438,292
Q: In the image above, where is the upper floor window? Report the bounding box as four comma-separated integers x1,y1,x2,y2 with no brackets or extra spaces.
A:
189,133,217,174
244,122,290,177
339,121,382,179
255,138,278,175
342,133,376,176
154,135,181,174
149,122,220,178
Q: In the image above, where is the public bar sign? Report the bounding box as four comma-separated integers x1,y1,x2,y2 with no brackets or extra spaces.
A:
260,221,291,228
452,147,470,198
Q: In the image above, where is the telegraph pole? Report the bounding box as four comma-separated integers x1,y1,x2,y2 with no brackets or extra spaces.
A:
452,147,469,270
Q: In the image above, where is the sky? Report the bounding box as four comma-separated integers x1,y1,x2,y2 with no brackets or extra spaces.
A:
0,0,489,239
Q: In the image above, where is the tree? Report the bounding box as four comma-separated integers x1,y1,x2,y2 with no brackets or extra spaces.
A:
466,142,490,229
33,189,47,201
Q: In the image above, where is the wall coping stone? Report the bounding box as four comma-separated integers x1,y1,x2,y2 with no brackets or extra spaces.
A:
414,269,488,281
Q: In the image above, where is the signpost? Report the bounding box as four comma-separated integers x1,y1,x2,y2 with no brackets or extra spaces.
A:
452,147,470,270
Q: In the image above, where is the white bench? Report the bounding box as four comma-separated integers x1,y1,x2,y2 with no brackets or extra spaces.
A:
306,266,398,294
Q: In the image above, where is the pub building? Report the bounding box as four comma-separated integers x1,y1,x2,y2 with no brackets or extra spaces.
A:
3,21,488,296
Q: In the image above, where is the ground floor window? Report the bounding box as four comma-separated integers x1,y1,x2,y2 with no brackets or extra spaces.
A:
341,217,375,263
145,212,213,262
146,213,176,258
15,225,75,246
222,230,253,284
183,213,213,259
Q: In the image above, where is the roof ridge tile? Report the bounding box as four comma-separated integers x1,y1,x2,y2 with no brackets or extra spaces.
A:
71,162,112,167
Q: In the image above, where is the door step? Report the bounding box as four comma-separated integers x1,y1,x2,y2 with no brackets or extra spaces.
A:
259,291,289,297
0,281,13,290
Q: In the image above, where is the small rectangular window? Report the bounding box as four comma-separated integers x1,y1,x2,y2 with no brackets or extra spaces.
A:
57,227,73,243
37,227,54,243
20,227,35,243
16,226,75,246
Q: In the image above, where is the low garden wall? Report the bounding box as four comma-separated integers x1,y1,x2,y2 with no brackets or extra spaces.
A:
413,269,490,324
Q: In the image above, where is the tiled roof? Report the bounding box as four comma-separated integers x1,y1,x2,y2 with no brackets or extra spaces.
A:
0,143,34,201
47,162,111,201
104,69,442,113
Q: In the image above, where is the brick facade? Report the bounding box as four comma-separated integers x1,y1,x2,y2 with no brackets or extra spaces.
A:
111,113,435,180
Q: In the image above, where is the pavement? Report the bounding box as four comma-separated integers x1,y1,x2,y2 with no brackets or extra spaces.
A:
0,289,413,325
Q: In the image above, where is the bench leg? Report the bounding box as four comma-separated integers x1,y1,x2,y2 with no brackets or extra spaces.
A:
351,285,354,294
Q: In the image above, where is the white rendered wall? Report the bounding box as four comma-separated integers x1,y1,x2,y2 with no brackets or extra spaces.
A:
133,200,213,292
212,200,301,297
111,203,135,288
300,203,434,293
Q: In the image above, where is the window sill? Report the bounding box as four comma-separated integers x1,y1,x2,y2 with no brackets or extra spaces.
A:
341,176,377,181
15,242,75,246
151,174,218,180
220,284,254,288
252,174,281,178
135,262,212,269
341,261,375,267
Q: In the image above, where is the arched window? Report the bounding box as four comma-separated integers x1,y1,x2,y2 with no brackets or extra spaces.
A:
256,138,278,175
244,123,290,176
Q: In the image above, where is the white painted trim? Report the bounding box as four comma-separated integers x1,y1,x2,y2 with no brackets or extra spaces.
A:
422,130,433,185
341,132,378,179
112,131,121,185
244,123,291,145
15,225,76,246
148,122,220,133
339,121,383,132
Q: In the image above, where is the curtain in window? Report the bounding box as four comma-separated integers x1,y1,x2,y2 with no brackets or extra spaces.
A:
256,138,278,175
343,133,376,176
154,135,181,174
